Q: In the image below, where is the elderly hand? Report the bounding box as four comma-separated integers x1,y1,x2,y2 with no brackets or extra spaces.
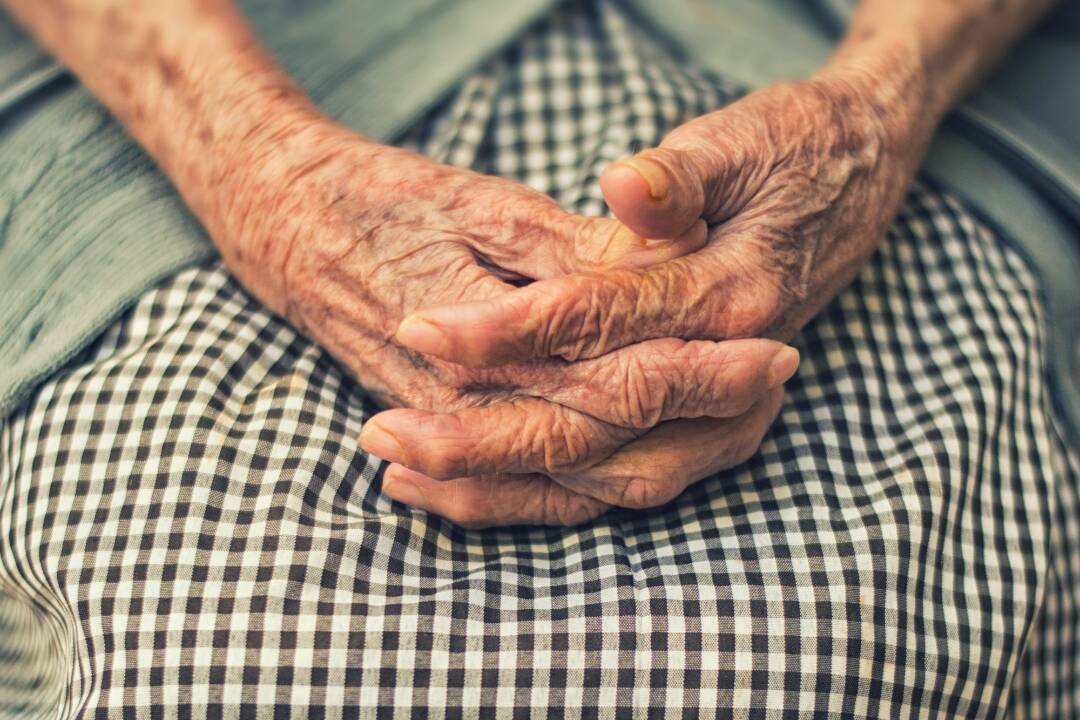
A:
7,0,1048,532
384,70,927,525
211,116,799,527
394,73,921,365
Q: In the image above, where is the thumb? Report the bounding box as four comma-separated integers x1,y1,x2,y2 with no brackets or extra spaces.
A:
600,120,757,240
548,214,708,275
600,146,710,239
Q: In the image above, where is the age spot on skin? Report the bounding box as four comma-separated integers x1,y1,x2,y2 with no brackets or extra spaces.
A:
155,55,180,87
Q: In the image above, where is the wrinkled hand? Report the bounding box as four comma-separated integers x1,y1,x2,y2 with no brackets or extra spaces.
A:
397,75,919,365
386,76,921,526
213,117,799,527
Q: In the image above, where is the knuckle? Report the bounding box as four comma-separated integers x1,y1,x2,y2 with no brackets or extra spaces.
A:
700,379,742,419
677,341,744,416
726,421,773,469
548,279,612,361
443,482,503,529
686,247,785,339
569,219,622,269
412,416,474,479
550,493,608,527
617,358,664,428
720,392,758,419
702,348,762,415
518,476,569,526
716,275,785,338
611,473,682,510
745,279,787,334
610,339,743,426
654,260,710,336
539,414,598,473
422,445,470,480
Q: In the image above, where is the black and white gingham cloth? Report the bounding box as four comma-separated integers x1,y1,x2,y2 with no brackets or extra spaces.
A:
2,2,1079,717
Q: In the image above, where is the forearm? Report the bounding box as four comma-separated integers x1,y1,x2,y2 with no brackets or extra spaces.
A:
0,0,330,234
819,0,1059,153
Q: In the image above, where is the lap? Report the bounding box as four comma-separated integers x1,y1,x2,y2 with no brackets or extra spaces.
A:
1,181,1076,717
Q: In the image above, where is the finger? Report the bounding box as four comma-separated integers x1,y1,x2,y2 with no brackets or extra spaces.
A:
381,387,786,524
600,109,766,239
458,191,707,281
599,147,710,239
553,386,785,509
395,249,774,367
382,465,608,529
394,265,688,367
359,398,638,479
524,338,798,428
533,214,708,277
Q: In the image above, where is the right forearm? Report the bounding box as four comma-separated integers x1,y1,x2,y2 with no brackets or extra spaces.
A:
1,0,326,235
829,0,1059,144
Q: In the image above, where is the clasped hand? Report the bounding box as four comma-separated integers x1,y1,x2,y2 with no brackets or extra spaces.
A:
224,77,911,528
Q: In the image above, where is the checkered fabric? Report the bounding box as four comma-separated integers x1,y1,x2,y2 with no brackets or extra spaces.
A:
2,1,1079,717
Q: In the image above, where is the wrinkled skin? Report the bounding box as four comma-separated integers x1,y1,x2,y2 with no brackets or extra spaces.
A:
214,118,799,528
4,0,1051,530
398,77,919,364
385,76,923,526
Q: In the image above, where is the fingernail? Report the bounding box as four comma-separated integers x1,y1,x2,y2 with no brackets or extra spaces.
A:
383,474,430,509
395,316,447,355
766,346,800,387
359,423,406,462
619,158,669,202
